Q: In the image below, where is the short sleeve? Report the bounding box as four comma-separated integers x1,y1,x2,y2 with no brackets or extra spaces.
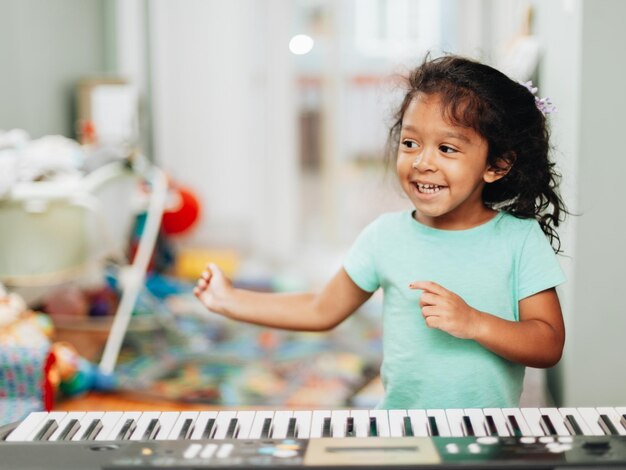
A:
517,221,566,300
343,219,381,293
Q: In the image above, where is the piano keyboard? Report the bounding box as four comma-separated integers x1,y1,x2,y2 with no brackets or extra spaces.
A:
4,406,626,442
3,408,626,469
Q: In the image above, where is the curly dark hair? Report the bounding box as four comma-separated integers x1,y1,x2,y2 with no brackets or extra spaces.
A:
386,55,568,253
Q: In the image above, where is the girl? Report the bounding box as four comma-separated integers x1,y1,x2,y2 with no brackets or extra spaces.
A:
194,55,567,409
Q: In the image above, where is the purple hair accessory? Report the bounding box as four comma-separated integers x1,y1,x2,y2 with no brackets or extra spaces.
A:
520,80,557,116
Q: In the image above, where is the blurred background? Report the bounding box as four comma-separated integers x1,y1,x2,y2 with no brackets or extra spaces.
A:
0,0,624,418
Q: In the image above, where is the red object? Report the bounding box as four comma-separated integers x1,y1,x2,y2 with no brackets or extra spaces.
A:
42,350,56,411
161,186,201,235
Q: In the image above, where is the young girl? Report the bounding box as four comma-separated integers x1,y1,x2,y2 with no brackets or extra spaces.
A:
194,55,567,410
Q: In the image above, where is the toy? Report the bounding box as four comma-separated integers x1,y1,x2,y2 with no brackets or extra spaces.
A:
0,286,116,418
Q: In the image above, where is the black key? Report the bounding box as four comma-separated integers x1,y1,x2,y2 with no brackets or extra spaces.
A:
564,415,583,436
599,415,619,435
345,417,355,437
485,415,498,436
428,416,439,437
507,415,522,437
261,418,272,439
179,418,195,440
369,417,378,437
286,418,297,438
225,418,238,439
403,416,414,437
463,415,475,436
58,419,81,441
143,419,161,440
35,420,58,441
540,414,557,436
117,419,137,440
202,418,216,439
81,419,103,441
322,417,332,437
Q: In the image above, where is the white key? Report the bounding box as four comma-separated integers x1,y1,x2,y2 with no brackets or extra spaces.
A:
6,412,49,441
330,410,350,438
483,408,511,437
464,409,488,437
213,411,237,439
154,412,180,440
168,412,199,440
190,411,219,440
616,407,626,433
369,410,390,437
49,412,86,441
234,411,255,439
520,408,546,436
107,412,141,440
95,411,124,441
445,409,466,437
427,409,451,437
407,409,429,437
131,412,162,441
540,408,570,436
559,408,592,436
310,410,332,438
388,410,407,437
292,410,312,438
577,408,605,436
27,412,67,441
502,408,532,436
271,411,294,439
596,407,626,436
350,410,371,437
72,412,105,441
248,411,274,439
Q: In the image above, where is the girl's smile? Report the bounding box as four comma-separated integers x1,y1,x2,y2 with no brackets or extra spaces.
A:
396,93,506,230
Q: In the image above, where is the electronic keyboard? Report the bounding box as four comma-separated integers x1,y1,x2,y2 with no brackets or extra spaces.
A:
2,407,626,469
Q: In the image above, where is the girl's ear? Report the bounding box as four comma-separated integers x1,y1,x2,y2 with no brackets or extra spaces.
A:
484,151,516,183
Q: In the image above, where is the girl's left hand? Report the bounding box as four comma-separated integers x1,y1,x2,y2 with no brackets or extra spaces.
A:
409,281,482,339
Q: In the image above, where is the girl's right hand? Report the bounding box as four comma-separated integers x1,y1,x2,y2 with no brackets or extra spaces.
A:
193,263,233,315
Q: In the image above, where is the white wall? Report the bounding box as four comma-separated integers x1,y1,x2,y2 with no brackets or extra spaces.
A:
0,0,107,138
535,0,626,405
149,0,298,263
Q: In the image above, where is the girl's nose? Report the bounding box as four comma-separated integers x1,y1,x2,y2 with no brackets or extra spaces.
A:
411,150,436,171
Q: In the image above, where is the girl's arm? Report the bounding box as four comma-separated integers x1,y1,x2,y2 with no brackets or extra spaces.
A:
194,264,373,331
410,281,565,368
473,288,564,368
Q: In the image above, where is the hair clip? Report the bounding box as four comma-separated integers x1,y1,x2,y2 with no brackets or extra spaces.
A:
520,80,557,116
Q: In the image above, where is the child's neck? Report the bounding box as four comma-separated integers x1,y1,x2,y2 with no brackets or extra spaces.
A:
414,206,498,231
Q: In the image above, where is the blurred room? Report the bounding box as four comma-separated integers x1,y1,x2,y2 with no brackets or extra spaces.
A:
1,0,625,426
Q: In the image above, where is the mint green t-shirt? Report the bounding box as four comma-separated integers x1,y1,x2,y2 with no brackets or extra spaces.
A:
343,210,565,409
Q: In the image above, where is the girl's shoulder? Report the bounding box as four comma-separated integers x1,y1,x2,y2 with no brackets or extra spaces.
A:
495,211,543,240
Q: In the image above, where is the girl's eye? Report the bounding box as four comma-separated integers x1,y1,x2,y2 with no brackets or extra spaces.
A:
402,139,418,149
439,145,457,154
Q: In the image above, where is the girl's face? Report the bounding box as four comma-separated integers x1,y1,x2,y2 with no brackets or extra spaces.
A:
397,93,504,230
